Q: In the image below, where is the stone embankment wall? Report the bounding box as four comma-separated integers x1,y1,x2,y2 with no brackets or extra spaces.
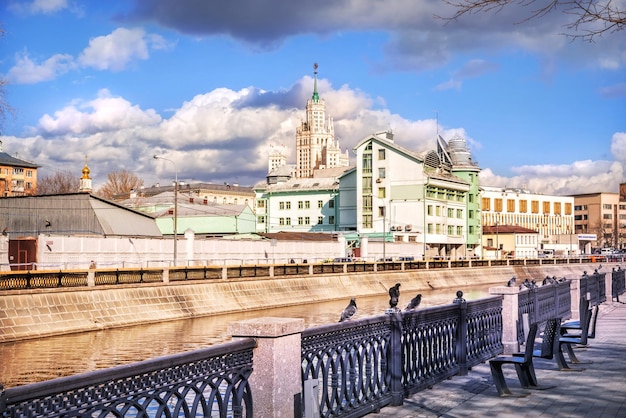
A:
0,263,605,343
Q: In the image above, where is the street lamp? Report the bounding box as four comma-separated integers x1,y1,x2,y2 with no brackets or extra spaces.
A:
153,155,178,266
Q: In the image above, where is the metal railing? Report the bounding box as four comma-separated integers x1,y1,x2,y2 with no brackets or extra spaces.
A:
612,267,625,302
0,257,607,291
300,295,503,417
0,338,256,418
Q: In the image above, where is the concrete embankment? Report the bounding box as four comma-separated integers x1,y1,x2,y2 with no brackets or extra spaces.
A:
0,263,605,343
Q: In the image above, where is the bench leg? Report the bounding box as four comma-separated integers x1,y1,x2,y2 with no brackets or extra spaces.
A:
565,343,593,365
557,343,585,372
489,361,530,397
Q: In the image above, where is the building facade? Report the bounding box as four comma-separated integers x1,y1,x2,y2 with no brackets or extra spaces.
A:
0,141,39,196
481,187,576,256
295,64,349,178
572,192,626,253
348,131,481,260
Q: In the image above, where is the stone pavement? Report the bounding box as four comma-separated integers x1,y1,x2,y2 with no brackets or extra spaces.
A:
371,301,626,418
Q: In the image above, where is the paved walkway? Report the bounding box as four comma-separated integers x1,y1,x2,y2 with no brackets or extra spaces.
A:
372,301,626,418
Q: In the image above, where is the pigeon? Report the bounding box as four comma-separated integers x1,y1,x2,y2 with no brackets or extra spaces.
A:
506,277,517,287
339,298,357,322
388,283,401,308
405,294,422,311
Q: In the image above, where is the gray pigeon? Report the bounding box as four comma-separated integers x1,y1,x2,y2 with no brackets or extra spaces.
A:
339,298,357,322
506,277,516,287
389,283,401,308
405,294,422,311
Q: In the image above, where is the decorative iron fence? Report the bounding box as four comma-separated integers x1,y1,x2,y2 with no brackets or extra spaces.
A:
0,339,256,418
517,280,572,342
0,270,87,290
301,296,503,417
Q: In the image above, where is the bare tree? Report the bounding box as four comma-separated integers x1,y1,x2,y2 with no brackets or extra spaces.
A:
96,169,144,200
441,0,625,40
37,170,80,195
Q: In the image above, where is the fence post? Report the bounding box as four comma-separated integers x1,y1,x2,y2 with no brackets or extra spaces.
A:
454,292,468,376
388,311,404,406
489,285,520,354
229,317,304,418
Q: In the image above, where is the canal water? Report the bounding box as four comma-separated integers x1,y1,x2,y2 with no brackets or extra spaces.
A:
0,285,492,388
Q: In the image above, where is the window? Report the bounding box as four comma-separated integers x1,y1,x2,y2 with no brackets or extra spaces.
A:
531,200,539,214
258,200,265,208
279,202,285,210
378,187,386,198
305,201,310,209
328,199,334,208
469,209,474,219
286,202,291,210
363,195,372,211
469,225,475,234
318,200,323,208
329,216,335,224
494,198,503,212
279,218,285,225
543,201,551,214
378,167,386,179
258,216,266,223
298,217,304,225
318,216,324,224
603,204,613,210
603,214,613,219
305,216,310,225
26,170,33,178
378,149,386,160
362,176,372,194
435,206,441,216
457,226,463,235
482,197,491,211
487,238,493,247
362,154,372,173
554,202,562,215
363,214,372,228
378,206,386,217
565,203,572,215
448,225,454,235
427,205,433,216
448,208,454,217
427,224,433,234
519,200,528,213
286,218,291,225
457,209,463,218
507,199,515,212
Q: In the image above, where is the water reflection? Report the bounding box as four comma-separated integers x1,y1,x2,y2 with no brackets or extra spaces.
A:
0,285,491,388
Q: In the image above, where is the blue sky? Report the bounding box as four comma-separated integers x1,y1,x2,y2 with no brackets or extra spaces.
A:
1,0,624,194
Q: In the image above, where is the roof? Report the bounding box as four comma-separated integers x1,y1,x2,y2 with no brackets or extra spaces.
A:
256,175,341,193
482,225,538,234
0,152,39,169
0,193,161,237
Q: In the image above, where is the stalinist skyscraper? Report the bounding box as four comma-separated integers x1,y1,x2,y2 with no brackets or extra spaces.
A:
295,63,349,178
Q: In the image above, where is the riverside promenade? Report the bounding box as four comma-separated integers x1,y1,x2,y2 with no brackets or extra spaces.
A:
373,300,626,418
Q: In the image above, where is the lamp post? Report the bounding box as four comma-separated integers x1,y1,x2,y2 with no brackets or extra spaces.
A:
153,155,178,266
495,213,499,259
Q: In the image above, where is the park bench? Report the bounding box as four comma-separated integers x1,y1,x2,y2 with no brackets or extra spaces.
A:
556,298,595,371
512,317,561,388
490,322,539,397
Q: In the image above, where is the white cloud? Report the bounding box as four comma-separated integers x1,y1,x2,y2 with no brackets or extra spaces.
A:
77,28,164,71
6,78,625,195
6,51,75,84
9,0,68,15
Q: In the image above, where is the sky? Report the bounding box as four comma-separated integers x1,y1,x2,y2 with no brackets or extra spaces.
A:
0,0,624,195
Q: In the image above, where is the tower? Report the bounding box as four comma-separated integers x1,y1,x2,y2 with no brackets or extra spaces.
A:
79,156,92,193
295,63,349,178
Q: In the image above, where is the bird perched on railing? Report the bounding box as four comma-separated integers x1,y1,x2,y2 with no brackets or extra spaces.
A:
405,294,422,311
506,277,517,287
520,278,537,289
542,276,557,286
388,283,401,309
339,298,357,322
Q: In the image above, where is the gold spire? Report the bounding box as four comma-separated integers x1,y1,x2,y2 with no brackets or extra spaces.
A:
81,155,91,180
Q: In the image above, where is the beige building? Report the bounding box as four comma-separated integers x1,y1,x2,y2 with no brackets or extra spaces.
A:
572,192,626,253
481,225,539,259
481,186,576,256
295,64,349,178
0,141,38,196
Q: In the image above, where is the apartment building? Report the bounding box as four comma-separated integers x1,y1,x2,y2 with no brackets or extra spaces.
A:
572,192,626,252
0,141,38,196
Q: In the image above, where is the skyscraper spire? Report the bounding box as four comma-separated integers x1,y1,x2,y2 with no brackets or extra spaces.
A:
312,62,319,102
